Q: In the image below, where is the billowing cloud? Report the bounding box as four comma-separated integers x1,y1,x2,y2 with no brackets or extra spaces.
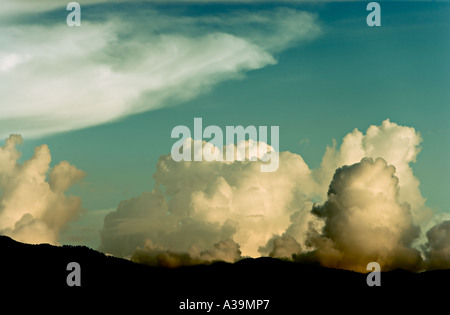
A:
261,234,303,259
424,220,450,270
131,239,242,267
305,157,423,272
99,119,450,271
0,135,85,244
0,7,319,138
100,138,319,259
263,119,431,261
315,119,429,224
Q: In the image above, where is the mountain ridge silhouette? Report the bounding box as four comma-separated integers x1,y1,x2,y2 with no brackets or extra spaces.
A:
0,235,447,312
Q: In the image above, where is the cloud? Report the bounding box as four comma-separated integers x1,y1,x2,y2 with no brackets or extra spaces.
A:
424,220,450,270
0,7,319,138
263,119,431,262
260,234,302,259
99,119,448,271
0,120,438,271
0,135,85,244
131,239,241,267
305,157,423,272
315,119,429,224
100,138,319,259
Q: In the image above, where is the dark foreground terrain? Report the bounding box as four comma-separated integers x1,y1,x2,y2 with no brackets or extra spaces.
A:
0,235,447,312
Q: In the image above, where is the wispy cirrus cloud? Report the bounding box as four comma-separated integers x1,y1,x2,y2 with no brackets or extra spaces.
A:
0,6,320,138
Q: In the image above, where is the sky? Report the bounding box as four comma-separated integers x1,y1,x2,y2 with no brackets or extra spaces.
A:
0,1,449,272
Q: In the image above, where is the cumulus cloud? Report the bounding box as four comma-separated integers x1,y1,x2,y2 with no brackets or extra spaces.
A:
423,221,450,270
131,239,241,267
99,119,450,271
0,7,319,138
315,119,429,224
100,138,319,259
0,125,438,271
263,120,431,261
305,157,423,272
0,135,85,244
260,234,302,259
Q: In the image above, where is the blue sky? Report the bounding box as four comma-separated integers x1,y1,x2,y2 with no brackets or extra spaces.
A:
1,1,449,251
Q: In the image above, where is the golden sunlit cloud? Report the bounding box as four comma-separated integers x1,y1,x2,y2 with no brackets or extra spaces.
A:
99,119,446,271
0,135,84,244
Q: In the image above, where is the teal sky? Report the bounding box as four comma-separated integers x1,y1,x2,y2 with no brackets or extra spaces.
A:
1,1,449,249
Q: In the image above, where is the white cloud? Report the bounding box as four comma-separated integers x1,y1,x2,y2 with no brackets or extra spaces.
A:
0,135,85,244
1,120,442,271
315,119,430,224
100,138,318,258
306,157,423,272
100,119,442,271
0,8,319,138
0,53,30,72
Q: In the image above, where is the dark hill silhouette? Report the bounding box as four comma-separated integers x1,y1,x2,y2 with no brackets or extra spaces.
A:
0,235,447,312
